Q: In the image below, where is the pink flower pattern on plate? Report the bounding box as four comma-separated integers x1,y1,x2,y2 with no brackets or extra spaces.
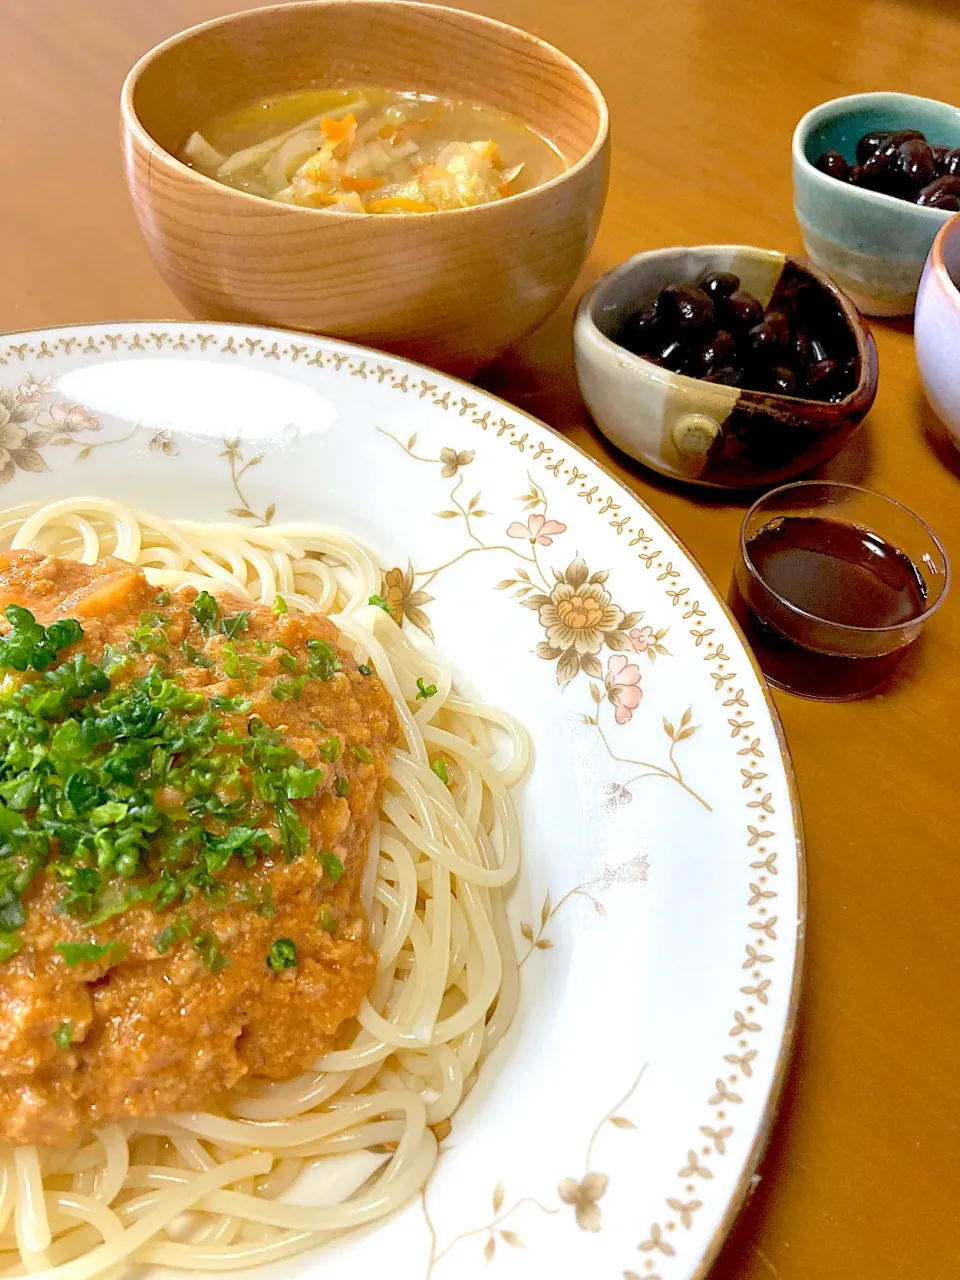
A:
507,513,566,546
605,654,643,724
630,625,655,652
34,402,101,434
16,377,50,405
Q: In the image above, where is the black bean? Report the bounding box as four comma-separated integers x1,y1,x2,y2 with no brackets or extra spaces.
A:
815,151,850,181
919,190,960,211
856,132,927,196
654,284,715,335
695,329,737,376
895,137,935,193
856,130,891,164
884,129,925,148
815,151,848,179
859,147,898,192
931,145,951,174
697,270,740,301
846,130,957,203
616,307,661,356
703,366,743,386
720,290,764,332
771,366,798,396
805,358,841,397
764,311,790,345
916,175,960,207
655,339,690,372
746,312,790,363
791,329,811,369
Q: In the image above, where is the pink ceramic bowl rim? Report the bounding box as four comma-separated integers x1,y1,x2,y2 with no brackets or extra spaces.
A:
928,212,960,308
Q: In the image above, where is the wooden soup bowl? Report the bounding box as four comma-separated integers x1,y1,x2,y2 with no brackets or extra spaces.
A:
120,1,609,374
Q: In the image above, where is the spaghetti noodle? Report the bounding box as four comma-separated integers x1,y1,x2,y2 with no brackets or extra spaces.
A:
0,498,527,1277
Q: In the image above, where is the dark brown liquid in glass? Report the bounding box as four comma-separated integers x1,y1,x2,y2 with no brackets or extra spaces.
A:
729,516,928,699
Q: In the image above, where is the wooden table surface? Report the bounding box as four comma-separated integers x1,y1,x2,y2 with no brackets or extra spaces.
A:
2,0,959,1274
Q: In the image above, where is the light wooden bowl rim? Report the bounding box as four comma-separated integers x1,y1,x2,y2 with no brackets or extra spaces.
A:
120,0,610,222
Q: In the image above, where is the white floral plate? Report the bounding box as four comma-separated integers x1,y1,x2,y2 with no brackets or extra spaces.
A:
0,323,804,1280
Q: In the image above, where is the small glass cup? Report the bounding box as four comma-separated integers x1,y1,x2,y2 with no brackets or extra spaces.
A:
729,481,950,700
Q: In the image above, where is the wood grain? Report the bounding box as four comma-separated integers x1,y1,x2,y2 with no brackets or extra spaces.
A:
120,1,608,373
1,0,959,1274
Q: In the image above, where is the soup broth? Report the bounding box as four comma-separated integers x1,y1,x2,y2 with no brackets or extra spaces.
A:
182,88,566,214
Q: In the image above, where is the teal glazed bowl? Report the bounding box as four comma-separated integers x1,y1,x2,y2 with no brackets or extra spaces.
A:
793,91,960,316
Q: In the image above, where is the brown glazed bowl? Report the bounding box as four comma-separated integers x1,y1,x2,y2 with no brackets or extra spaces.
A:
120,1,609,375
574,245,879,488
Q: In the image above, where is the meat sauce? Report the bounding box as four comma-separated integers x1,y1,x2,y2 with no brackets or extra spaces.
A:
0,551,398,1145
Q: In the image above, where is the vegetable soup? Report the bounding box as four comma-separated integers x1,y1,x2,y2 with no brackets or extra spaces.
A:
182,88,566,213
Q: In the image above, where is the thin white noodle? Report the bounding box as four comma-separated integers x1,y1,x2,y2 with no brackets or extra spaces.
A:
14,1149,50,1255
24,1153,271,1280
0,498,527,1277
90,1132,127,1210
44,1195,123,1243
0,1153,15,1237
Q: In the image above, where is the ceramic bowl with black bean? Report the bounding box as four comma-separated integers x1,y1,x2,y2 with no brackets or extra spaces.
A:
573,245,879,488
793,91,960,316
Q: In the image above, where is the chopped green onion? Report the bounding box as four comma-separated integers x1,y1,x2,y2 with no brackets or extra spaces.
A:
193,931,229,973
101,644,130,675
154,926,180,955
55,940,124,967
223,644,261,682
431,757,450,784
0,598,343,951
267,937,298,970
271,676,306,702
319,905,337,934
334,775,349,798
65,769,103,815
209,694,253,714
305,640,341,681
89,801,128,828
0,892,23,933
283,765,323,799
0,606,84,673
357,664,372,676
368,594,391,613
272,596,288,615
190,591,220,634
352,744,373,763
219,612,250,640
51,1020,73,1050
317,850,344,883
318,737,342,763
416,677,437,700
182,640,215,668
0,933,22,963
